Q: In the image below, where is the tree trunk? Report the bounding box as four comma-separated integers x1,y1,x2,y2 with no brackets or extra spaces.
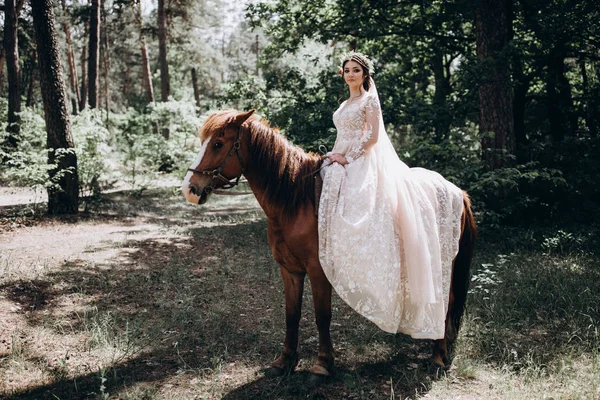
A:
430,47,451,142
511,46,531,163
31,0,79,215
60,0,80,115
158,0,170,102
135,0,154,104
79,21,88,111
579,56,597,136
124,53,131,104
191,67,201,111
476,0,515,170
4,0,21,148
25,58,36,107
0,0,24,90
158,0,170,139
88,0,100,109
546,46,576,141
0,49,5,89
141,44,154,104
102,1,110,124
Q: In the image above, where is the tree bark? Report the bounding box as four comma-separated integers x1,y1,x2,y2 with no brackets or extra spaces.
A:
430,47,451,142
546,46,576,141
0,49,5,89
79,20,89,111
124,53,131,104
157,0,170,138
101,1,110,122
88,0,101,109
476,0,515,170
4,0,21,148
31,0,79,215
25,58,36,107
135,0,154,104
191,67,200,111
60,0,80,115
579,56,597,136
158,0,170,102
0,0,23,89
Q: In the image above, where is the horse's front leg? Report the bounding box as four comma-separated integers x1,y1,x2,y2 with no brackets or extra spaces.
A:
269,266,305,377
307,266,334,381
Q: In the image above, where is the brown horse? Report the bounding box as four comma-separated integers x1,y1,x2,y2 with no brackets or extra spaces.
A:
182,109,477,383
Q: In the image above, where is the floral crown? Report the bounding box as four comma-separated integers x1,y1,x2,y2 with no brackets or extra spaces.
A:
338,52,374,75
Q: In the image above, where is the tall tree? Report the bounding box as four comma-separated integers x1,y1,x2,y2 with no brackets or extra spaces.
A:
157,0,170,102
157,0,170,138
24,54,36,107
4,0,21,148
101,1,110,119
135,0,154,104
191,67,200,110
79,22,88,111
31,0,79,215
476,0,515,170
0,0,24,93
60,0,81,114
88,0,101,108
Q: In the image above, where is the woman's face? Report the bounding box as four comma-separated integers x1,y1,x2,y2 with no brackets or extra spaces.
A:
343,60,364,89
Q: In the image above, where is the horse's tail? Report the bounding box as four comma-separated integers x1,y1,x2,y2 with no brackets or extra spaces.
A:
450,191,477,336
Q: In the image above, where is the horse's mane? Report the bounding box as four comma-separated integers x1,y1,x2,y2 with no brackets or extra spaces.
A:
202,110,321,219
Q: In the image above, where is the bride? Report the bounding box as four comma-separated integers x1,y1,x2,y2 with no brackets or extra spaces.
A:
319,52,465,340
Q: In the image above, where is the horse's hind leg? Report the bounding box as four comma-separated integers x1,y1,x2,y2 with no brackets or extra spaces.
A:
432,286,455,368
269,267,305,377
433,195,476,368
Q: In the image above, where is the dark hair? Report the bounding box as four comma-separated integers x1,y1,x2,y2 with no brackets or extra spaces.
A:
341,59,371,92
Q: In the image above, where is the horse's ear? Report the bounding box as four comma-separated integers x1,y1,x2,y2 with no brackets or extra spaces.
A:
228,110,255,126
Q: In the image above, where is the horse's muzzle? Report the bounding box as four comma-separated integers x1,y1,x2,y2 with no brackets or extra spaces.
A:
199,188,209,204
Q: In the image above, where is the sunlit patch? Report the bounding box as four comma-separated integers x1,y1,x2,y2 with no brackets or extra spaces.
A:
181,135,212,204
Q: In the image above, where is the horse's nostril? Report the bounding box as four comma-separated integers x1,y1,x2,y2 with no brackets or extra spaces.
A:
189,183,200,196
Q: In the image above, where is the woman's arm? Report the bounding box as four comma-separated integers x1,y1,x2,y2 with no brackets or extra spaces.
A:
345,95,381,163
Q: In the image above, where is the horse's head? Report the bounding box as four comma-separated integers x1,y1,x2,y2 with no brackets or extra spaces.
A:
182,109,255,205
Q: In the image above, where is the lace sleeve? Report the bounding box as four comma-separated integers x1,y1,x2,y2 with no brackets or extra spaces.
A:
345,95,380,163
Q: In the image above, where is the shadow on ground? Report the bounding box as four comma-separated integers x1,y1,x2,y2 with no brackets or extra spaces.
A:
2,188,599,399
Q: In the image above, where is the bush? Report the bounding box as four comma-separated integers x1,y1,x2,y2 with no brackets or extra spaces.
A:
0,107,118,201
469,163,569,226
71,109,118,198
0,107,50,189
116,100,201,190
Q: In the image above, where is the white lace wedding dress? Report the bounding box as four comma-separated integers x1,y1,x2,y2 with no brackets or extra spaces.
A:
318,85,464,339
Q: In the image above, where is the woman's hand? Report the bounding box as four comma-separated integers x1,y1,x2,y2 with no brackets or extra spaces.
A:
328,153,348,165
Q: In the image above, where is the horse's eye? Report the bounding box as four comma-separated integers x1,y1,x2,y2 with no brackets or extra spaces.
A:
214,142,223,149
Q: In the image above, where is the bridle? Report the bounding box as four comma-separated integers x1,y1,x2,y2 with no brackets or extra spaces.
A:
187,125,247,196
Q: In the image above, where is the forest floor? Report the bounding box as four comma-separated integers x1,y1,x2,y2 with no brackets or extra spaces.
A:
0,183,599,399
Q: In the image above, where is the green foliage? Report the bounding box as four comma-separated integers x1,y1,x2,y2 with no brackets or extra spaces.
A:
0,107,51,189
116,100,200,190
0,101,200,201
244,0,600,227
469,163,569,226
403,123,481,186
71,109,117,198
0,107,118,201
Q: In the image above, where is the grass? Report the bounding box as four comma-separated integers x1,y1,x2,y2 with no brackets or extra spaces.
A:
0,187,599,399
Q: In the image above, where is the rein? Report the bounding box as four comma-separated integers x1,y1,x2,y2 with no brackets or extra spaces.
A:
187,125,253,196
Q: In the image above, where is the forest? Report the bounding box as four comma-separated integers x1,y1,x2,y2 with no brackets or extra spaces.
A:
1,0,599,223
0,0,599,399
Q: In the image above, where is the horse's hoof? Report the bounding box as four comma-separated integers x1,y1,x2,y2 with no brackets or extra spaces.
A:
265,366,286,379
307,372,329,387
429,357,450,372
